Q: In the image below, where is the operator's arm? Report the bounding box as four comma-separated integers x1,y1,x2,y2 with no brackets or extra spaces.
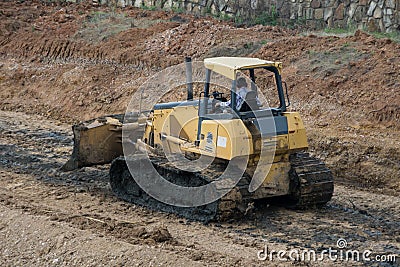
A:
220,100,230,107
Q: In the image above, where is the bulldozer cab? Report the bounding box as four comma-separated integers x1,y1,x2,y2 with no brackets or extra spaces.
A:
195,57,288,140
203,57,287,115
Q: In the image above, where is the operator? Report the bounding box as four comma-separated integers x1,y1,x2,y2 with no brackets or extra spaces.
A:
220,77,261,111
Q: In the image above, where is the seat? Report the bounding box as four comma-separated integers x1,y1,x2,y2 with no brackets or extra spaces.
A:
239,91,259,112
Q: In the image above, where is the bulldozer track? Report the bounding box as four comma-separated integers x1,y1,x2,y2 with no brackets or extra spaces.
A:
110,154,250,223
110,152,333,222
289,152,334,208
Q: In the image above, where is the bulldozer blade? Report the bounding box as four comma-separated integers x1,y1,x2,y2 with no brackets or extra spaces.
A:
62,115,124,171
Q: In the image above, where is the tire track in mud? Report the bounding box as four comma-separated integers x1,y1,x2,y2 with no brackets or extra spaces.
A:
0,37,159,74
0,110,399,266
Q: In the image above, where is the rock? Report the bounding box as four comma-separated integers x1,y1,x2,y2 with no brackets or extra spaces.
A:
250,0,257,9
386,0,395,8
315,8,324,19
298,5,303,18
367,1,377,16
133,0,142,8
373,6,382,18
359,0,368,6
378,17,385,31
367,18,379,31
335,3,345,20
349,2,358,18
217,0,227,11
355,6,367,21
132,227,148,238
279,3,291,18
190,251,203,261
383,15,392,27
311,0,321,8
384,8,393,15
55,234,65,249
117,0,125,8
150,227,172,242
324,7,334,21
306,8,314,19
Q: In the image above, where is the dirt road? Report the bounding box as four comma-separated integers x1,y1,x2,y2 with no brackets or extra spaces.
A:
0,110,399,266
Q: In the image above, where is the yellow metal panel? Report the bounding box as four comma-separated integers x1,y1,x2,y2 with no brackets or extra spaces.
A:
198,121,219,156
152,109,173,144
251,161,291,198
171,105,199,141
198,119,252,160
283,112,308,150
151,105,198,144
262,135,289,155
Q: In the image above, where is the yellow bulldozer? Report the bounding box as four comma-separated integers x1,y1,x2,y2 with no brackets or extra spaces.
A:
63,57,334,222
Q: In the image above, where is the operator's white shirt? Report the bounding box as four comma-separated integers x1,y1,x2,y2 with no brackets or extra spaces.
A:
221,87,249,110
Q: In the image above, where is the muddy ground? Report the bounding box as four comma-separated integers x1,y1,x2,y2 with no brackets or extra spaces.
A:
0,1,399,266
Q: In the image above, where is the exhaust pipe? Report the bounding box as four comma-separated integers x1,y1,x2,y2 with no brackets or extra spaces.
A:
185,57,193,101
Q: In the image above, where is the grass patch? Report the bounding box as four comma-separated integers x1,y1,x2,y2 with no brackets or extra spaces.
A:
369,31,400,43
304,46,368,77
321,26,400,43
74,11,163,43
141,5,157,11
324,27,355,35
171,6,185,14
76,11,132,42
282,17,308,29
251,6,278,26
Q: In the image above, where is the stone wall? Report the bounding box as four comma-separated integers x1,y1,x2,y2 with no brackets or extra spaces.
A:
92,0,400,32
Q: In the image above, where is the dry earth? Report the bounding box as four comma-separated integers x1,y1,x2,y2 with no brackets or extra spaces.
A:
0,1,399,266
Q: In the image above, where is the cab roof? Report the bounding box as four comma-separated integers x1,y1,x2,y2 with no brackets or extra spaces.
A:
204,57,282,80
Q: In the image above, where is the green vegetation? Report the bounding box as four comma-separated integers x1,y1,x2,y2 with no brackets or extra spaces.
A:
217,12,231,21
171,6,185,14
203,6,212,16
305,46,367,77
283,17,308,29
234,16,244,25
324,27,355,35
141,4,157,11
322,25,400,43
75,11,133,43
243,42,254,49
251,5,278,26
369,31,400,43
